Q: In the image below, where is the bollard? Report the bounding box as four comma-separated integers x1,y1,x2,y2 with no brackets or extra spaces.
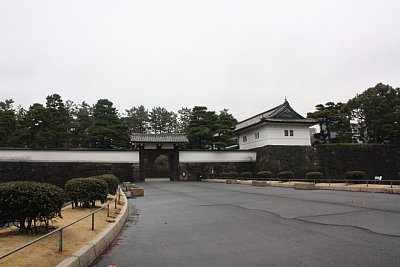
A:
59,229,63,252
118,189,121,205
92,214,94,230
107,204,110,217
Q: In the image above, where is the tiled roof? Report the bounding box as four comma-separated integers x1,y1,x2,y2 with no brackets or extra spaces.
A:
234,100,318,133
130,133,189,143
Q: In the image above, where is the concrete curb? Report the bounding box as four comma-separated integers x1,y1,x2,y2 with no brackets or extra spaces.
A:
206,179,400,194
294,183,317,190
56,190,129,267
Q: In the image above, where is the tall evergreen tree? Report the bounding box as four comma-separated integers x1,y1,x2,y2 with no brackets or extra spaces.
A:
70,101,93,148
347,83,400,144
21,103,49,148
45,94,71,148
186,106,218,149
124,105,149,134
149,107,178,133
8,105,27,147
307,102,352,143
213,109,238,149
0,99,17,147
87,99,129,149
177,107,192,133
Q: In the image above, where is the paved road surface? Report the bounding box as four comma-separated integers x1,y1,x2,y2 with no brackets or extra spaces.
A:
94,181,400,267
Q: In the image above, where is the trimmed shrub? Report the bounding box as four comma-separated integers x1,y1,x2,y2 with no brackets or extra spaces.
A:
94,179,109,202
216,172,241,179
0,181,65,232
257,171,272,178
218,172,228,178
94,174,120,194
240,172,253,179
65,177,108,208
227,172,239,178
277,171,294,179
305,172,323,181
345,171,366,183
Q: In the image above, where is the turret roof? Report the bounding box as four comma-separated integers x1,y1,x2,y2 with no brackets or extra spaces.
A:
234,100,317,133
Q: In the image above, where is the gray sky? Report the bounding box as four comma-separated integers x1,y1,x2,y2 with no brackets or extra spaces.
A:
1,0,399,121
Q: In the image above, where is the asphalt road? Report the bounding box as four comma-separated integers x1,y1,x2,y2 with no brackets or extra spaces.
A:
93,181,400,267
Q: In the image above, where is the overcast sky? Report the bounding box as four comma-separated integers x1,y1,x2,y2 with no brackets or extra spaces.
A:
1,0,399,121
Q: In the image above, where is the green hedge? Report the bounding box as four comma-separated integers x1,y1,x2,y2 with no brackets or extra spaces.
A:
305,172,323,180
240,172,253,179
0,181,65,232
345,171,366,182
65,177,108,208
219,172,239,178
228,172,239,178
94,174,120,194
218,172,228,178
257,171,272,178
277,171,294,179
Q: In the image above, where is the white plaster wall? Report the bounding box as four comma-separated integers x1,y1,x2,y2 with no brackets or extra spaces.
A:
144,144,157,149
179,151,256,163
239,124,312,150
0,150,256,163
238,126,268,150
162,144,174,149
0,150,140,163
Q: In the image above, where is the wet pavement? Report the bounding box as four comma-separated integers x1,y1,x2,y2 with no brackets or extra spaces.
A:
93,181,400,267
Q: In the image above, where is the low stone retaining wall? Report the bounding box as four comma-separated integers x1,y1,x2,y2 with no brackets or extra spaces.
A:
252,180,267,187
56,190,129,267
317,185,400,194
205,179,400,194
294,183,317,190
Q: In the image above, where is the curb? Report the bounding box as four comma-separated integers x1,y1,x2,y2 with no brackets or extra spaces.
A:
56,190,129,267
294,183,317,190
206,179,400,194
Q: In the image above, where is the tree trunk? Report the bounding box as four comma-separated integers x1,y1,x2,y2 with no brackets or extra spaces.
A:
19,219,26,233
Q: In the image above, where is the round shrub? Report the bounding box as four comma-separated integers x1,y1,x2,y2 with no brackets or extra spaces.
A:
345,171,366,183
94,174,120,194
277,171,294,179
65,177,108,208
257,171,272,178
240,172,253,179
93,178,109,202
227,172,239,178
0,181,65,232
219,172,228,178
305,172,323,180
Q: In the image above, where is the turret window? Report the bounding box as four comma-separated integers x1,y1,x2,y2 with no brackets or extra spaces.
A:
284,130,294,136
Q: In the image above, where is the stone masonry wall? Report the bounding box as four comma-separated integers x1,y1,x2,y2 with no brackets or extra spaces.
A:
255,145,400,180
179,162,256,181
1,145,399,186
317,144,400,179
255,145,320,178
0,162,139,188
